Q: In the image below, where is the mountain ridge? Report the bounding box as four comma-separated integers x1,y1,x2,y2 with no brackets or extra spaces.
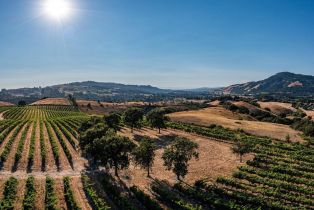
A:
224,72,314,96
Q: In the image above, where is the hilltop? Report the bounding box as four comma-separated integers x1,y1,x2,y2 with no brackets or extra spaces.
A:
224,72,314,96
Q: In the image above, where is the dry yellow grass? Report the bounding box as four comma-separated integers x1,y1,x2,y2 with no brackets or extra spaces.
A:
232,101,262,113
258,101,296,115
118,127,251,193
0,101,14,106
31,98,70,105
168,107,303,142
209,100,220,106
303,109,314,120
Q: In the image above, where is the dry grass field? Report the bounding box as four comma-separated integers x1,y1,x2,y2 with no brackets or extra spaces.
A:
168,107,303,142
118,127,251,194
303,109,314,120
0,101,14,106
258,101,296,115
232,101,262,113
76,100,148,115
31,98,71,105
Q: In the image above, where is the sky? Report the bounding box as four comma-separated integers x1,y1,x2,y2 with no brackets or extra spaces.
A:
0,0,313,89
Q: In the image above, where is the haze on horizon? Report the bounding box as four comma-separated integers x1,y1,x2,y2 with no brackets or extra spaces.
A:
0,0,313,89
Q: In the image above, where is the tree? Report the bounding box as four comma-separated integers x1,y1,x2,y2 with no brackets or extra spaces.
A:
162,137,199,181
133,136,157,177
231,140,251,162
18,100,26,106
78,117,110,165
98,134,135,176
146,109,169,133
104,113,121,131
67,94,78,107
123,108,144,133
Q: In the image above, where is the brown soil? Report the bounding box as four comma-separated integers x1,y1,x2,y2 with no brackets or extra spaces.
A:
119,127,252,194
0,126,17,153
13,178,26,210
31,98,70,106
53,124,87,172
43,124,58,172
34,178,46,210
70,176,93,210
168,107,303,142
54,178,68,210
2,124,29,171
16,123,34,171
33,121,42,172
48,125,72,171
0,178,6,200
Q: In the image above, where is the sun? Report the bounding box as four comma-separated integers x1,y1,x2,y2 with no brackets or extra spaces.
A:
43,0,73,21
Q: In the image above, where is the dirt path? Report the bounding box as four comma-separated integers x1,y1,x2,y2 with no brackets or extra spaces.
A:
49,125,72,172
13,178,26,210
54,124,87,172
16,123,34,171
55,178,68,210
119,127,252,194
70,176,93,210
43,124,58,172
33,121,42,172
0,178,6,200
0,170,83,179
34,178,46,210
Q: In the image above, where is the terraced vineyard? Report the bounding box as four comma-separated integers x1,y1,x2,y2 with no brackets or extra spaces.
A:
0,105,97,209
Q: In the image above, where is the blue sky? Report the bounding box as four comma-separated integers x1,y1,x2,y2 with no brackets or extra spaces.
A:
0,0,313,89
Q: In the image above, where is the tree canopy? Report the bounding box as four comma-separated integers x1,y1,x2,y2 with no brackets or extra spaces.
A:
123,108,144,132
133,136,157,177
146,109,169,133
231,140,251,162
162,137,199,181
104,113,121,131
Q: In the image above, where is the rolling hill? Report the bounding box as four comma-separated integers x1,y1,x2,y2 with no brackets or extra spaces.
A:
0,81,212,104
224,72,314,96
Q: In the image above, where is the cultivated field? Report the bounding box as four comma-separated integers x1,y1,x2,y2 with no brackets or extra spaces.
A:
0,101,312,209
168,107,303,142
0,105,93,209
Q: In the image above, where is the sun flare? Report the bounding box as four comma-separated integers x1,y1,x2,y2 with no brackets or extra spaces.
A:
43,0,72,21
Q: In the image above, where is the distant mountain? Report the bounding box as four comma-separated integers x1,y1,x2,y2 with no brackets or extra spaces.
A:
224,72,314,96
0,81,211,104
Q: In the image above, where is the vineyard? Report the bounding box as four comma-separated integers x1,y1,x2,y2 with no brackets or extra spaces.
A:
0,105,313,209
0,105,96,209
